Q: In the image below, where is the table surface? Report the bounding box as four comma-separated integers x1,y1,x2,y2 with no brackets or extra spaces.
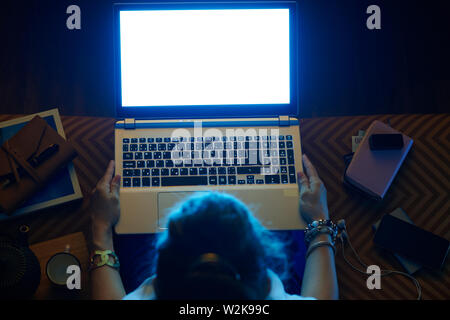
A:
0,113,448,300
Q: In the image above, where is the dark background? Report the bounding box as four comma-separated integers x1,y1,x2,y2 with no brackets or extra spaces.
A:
0,0,449,118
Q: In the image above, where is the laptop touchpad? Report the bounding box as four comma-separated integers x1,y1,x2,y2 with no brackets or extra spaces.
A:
157,191,208,229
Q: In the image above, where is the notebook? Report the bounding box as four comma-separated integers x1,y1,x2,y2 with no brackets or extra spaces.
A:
0,109,82,220
344,120,413,200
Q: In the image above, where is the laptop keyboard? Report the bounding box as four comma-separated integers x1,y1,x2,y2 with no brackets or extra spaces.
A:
120,135,297,187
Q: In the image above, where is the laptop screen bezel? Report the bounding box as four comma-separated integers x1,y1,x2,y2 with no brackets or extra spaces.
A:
113,1,299,120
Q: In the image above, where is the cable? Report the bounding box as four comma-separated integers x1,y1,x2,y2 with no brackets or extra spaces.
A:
337,220,422,300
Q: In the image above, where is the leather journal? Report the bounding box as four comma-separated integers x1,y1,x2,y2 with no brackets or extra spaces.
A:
0,115,77,214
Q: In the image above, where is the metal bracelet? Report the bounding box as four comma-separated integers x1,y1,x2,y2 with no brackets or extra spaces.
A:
306,240,336,259
305,219,338,244
305,226,336,244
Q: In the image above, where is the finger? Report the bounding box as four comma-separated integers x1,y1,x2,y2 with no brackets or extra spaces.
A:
111,175,121,196
302,155,319,180
98,160,115,189
297,171,309,191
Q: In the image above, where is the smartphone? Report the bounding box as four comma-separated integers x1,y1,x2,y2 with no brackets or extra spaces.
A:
373,214,449,270
369,133,404,150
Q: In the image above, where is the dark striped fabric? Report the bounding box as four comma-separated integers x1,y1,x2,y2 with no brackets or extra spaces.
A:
0,113,448,299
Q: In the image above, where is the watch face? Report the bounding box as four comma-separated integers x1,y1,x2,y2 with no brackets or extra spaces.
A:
46,252,80,286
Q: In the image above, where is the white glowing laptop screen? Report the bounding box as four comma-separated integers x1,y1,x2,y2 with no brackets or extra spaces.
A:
119,9,290,107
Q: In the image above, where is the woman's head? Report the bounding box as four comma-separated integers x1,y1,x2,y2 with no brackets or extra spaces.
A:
153,192,287,299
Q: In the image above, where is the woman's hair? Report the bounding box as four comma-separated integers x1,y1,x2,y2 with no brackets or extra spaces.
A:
153,192,288,300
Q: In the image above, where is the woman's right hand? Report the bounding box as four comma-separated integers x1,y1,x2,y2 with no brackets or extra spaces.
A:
297,155,330,224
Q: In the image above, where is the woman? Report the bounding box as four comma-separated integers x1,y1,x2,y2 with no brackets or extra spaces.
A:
88,155,338,300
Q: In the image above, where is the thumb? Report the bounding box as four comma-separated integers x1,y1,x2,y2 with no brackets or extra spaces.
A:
111,175,121,196
297,171,309,192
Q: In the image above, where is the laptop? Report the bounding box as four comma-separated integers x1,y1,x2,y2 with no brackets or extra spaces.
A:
113,2,305,233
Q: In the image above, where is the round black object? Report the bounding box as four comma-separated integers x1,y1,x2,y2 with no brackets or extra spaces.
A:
0,228,41,299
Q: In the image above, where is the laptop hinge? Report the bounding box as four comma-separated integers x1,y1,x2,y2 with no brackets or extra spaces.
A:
124,118,136,130
278,116,290,127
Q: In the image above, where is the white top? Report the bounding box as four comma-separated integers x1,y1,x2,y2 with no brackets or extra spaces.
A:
123,269,316,300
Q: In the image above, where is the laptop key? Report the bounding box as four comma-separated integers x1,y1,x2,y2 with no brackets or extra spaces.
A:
144,152,152,159
149,144,157,151
170,168,179,176
139,138,146,143
137,161,145,168
132,178,141,187
174,160,183,167
228,176,236,184
189,168,198,175
146,160,155,168
131,138,138,143
154,152,162,159
218,176,227,185
130,144,138,151
139,144,147,151
123,152,133,160
133,169,140,176
165,160,174,167
123,169,133,177
161,176,208,186
151,169,160,176
199,168,207,175
142,169,150,176
238,179,246,185
123,178,131,187
123,161,136,168
237,166,261,174
123,138,130,143
152,177,160,186
161,169,169,176
289,174,296,183
209,176,217,185
256,179,264,184
135,152,143,160
281,175,289,184
142,177,151,187
123,144,129,152
264,175,280,184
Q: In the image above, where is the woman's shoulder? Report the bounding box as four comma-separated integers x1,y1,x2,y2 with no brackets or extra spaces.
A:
122,275,156,300
266,269,316,300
